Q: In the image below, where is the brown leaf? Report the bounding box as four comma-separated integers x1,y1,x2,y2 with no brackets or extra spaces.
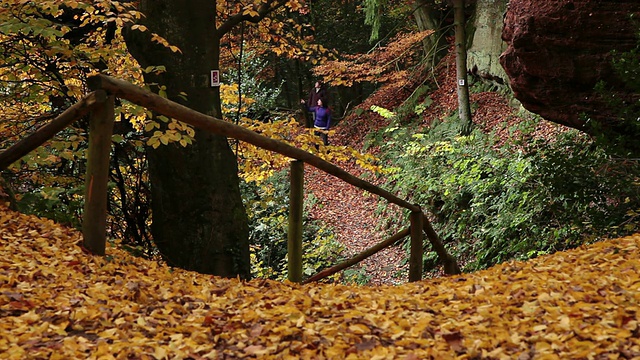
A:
250,324,263,337
355,339,377,351
442,331,464,353
244,345,268,356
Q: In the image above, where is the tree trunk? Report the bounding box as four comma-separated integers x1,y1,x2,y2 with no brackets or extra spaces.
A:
454,0,473,135
467,0,509,83
125,0,250,278
413,0,448,66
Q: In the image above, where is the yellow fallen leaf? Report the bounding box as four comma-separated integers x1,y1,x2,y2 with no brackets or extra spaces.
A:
349,323,370,335
533,324,547,332
153,347,168,360
2,205,640,359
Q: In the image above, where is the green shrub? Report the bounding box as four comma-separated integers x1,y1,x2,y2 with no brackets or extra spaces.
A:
376,117,640,272
241,169,345,281
16,183,85,228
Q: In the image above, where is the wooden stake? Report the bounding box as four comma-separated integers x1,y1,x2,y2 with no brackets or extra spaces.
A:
409,210,424,282
288,160,304,282
82,95,115,256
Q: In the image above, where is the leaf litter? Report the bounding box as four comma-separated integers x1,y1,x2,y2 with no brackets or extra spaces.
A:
1,205,640,359
313,49,566,286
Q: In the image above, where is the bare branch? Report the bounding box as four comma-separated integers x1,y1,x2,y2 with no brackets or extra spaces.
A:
217,0,288,36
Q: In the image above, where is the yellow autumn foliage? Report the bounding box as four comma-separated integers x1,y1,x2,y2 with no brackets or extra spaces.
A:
1,205,640,359
219,84,382,183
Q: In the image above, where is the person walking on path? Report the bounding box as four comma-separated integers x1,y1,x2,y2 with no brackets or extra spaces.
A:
303,81,329,128
307,81,328,110
301,97,331,146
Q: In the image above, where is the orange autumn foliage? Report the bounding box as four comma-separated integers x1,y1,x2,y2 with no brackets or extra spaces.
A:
313,30,433,87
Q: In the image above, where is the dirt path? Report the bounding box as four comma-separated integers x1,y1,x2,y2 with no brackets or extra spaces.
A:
304,165,408,285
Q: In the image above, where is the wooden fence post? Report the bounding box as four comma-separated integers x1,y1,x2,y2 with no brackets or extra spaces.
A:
409,210,424,282
288,160,304,282
82,95,115,255
423,215,462,275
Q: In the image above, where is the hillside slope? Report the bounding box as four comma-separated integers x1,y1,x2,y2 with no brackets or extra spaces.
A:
2,205,639,359
305,51,566,285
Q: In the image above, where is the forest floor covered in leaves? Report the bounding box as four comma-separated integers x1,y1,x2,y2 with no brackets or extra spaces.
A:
305,51,566,285
2,205,640,359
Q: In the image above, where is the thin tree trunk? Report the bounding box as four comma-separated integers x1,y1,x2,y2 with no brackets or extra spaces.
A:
454,0,473,135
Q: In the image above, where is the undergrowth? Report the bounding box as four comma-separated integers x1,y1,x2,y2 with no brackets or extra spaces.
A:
241,169,346,282
372,116,640,273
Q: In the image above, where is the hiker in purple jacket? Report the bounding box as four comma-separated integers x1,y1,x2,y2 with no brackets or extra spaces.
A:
301,98,331,146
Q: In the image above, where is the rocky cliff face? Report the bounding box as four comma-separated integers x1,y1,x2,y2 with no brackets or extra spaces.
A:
500,0,639,146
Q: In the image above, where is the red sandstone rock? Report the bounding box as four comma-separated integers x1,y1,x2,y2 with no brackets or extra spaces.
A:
500,0,639,134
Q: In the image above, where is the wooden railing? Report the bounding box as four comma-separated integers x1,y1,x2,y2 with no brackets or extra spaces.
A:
0,74,461,282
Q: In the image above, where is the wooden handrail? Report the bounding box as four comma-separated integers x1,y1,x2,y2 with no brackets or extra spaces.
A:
87,75,421,213
302,214,462,283
424,214,461,274
87,74,461,280
1,74,460,283
0,90,107,170
302,227,412,284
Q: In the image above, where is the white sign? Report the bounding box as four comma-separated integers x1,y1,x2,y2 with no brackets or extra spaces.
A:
210,70,220,87
458,79,465,86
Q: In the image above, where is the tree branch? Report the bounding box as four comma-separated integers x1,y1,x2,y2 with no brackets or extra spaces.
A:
217,0,288,36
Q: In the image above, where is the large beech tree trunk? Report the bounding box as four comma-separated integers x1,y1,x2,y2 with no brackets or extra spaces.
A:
125,0,250,278
467,0,509,83
413,0,448,66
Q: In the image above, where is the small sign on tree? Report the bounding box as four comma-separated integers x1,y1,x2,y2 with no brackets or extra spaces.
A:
210,70,220,87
